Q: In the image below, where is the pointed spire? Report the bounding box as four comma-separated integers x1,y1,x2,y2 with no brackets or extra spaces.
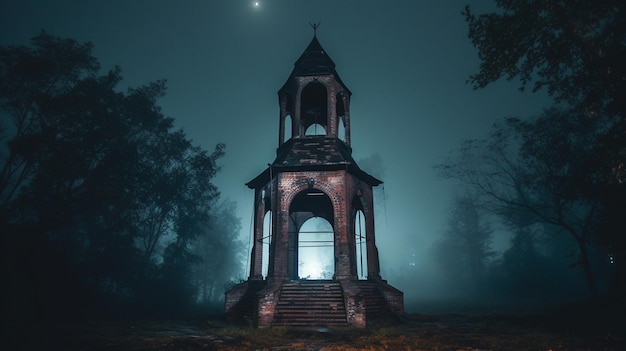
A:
292,32,335,76
309,21,321,37
279,29,351,95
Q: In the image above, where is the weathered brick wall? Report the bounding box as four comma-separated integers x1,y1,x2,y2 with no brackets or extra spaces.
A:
224,281,248,315
377,281,405,317
256,282,282,327
274,170,355,280
341,280,366,327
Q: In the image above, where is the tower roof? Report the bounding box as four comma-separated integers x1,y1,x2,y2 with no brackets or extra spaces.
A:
281,36,351,94
246,137,382,189
292,36,337,76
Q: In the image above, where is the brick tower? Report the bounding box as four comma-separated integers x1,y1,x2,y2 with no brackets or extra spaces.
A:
225,33,403,327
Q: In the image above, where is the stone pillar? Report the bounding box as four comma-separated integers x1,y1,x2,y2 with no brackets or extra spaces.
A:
271,204,290,280
344,96,351,146
365,190,381,279
294,84,302,138
278,97,286,146
334,198,355,280
250,189,264,280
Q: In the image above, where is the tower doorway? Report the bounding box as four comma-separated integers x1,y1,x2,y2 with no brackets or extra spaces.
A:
288,189,335,280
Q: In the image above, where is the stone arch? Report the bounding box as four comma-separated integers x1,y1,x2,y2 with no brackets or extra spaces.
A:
282,177,347,279
287,187,335,280
283,178,343,218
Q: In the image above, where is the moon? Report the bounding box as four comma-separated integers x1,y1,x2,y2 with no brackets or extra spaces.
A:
253,1,260,8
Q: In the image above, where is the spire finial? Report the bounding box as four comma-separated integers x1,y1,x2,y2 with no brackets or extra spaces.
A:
309,22,321,37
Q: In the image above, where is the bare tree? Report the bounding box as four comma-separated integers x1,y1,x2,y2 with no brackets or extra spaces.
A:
438,108,618,301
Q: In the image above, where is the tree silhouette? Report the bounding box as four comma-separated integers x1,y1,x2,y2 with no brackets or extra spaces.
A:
460,1,626,301
0,32,235,319
438,109,618,301
464,1,626,119
192,199,245,307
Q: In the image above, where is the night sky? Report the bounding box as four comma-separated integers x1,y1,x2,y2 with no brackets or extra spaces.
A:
0,1,551,291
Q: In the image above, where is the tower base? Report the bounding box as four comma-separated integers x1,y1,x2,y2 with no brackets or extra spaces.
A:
224,278,403,328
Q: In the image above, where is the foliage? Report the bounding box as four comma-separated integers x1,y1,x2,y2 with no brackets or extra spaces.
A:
464,0,626,119
0,32,240,319
454,1,626,302
437,108,618,300
191,199,245,306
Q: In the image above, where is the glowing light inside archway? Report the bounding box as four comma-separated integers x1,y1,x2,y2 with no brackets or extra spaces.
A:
298,217,334,279
299,260,322,279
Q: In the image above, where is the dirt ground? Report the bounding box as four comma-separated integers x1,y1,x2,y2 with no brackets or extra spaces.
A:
5,312,624,351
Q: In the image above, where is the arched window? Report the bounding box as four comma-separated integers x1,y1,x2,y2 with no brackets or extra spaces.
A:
355,210,368,279
338,116,346,141
284,114,292,140
262,211,272,278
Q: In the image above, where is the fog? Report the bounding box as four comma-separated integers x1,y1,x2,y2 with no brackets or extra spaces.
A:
1,0,615,316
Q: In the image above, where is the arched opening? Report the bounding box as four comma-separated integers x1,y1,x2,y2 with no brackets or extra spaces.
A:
336,93,346,141
298,217,334,279
355,210,367,279
284,114,292,140
262,210,272,278
288,189,335,280
301,82,328,136
286,94,294,114
338,116,346,141
305,123,326,136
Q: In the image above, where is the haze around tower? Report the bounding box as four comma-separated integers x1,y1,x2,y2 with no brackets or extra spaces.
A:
0,0,553,307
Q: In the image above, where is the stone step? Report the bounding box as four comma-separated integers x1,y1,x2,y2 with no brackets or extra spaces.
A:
272,281,348,327
354,281,402,325
357,283,389,313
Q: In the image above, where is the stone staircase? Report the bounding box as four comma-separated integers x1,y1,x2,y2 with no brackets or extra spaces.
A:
224,280,266,325
272,280,348,327
355,281,388,317
355,281,401,324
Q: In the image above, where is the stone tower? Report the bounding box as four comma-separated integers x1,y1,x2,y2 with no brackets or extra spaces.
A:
225,33,403,328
